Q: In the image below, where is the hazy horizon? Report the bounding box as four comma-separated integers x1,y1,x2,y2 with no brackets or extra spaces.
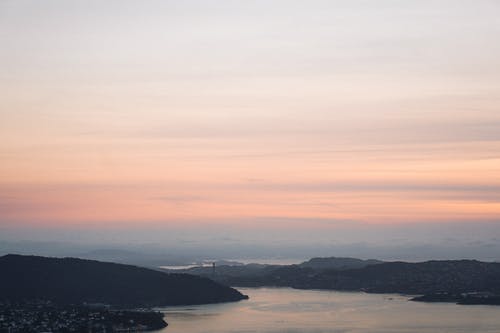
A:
2,220,500,262
1,1,500,261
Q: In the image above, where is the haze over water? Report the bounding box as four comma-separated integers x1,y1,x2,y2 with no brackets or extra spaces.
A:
159,288,500,333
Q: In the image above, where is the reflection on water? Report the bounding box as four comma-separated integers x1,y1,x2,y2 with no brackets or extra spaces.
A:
157,287,500,333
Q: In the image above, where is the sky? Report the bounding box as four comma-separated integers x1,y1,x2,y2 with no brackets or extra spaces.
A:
1,1,500,259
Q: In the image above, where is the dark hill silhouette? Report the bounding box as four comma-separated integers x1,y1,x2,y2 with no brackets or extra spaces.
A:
219,259,500,304
298,257,382,270
0,254,248,307
176,257,500,305
292,260,500,294
162,256,383,279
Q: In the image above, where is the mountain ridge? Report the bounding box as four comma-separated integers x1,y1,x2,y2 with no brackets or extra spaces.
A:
169,257,500,305
0,254,248,307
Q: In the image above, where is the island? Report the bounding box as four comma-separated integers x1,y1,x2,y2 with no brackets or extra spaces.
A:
165,257,500,306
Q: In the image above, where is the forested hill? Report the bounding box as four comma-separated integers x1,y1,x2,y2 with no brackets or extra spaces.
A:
298,257,383,270
172,258,500,305
0,254,247,307
289,260,500,294
230,260,500,305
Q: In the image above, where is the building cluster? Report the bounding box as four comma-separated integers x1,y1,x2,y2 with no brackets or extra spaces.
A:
0,301,164,333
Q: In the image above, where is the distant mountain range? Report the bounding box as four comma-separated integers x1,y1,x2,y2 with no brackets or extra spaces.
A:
165,256,500,305
3,254,499,307
163,256,383,277
0,254,248,307
76,249,195,268
298,257,383,270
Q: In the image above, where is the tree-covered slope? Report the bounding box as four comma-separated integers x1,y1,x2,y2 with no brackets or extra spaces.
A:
0,254,248,307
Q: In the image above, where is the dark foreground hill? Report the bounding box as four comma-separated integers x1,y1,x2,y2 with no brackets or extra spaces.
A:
0,254,248,307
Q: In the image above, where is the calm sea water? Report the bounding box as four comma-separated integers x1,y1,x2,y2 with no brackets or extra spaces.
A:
160,258,304,270
157,287,500,333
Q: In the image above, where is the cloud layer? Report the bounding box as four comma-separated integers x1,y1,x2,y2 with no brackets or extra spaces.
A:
1,1,499,247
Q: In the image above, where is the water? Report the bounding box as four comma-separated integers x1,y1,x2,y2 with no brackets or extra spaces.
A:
159,264,212,270
230,258,304,266
157,287,500,333
160,258,304,270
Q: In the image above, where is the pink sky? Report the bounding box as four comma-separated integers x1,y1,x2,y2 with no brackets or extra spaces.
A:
1,1,500,235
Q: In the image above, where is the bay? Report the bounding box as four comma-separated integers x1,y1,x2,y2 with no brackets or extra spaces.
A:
157,287,500,333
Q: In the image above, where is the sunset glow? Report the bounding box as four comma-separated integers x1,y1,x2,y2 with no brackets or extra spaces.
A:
1,1,500,237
